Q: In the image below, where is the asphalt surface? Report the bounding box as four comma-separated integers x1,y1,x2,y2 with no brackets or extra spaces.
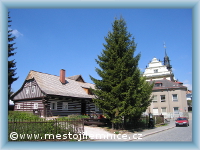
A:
135,120,192,142
86,113,192,141
91,118,192,141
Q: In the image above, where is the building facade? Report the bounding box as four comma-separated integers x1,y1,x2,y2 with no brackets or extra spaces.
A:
143,51,188,118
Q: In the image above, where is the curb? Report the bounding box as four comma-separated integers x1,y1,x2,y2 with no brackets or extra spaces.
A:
140,126,175,138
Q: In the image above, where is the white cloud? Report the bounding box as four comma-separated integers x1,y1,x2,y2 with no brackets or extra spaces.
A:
183,80,192,90
183,84,192,90
11,29,23,37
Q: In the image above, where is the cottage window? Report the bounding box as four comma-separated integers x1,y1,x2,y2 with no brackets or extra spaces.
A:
25,88,29,94
50,102,57,110
152,95,157,103
160,95,166,102
16,104,20,109
32,86,36,93
33,103,38,109
62,102,68,110
172,94,178,101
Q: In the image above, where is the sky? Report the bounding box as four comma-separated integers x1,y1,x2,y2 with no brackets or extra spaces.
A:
8,8,192,92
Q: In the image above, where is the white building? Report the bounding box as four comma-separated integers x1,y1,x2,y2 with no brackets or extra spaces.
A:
143,49,188,119
143,57,174,81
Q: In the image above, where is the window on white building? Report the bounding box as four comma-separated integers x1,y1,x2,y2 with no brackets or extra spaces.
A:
172,94,178,101
154,69,158,73
173,107,179,114
161,107,167,113
160,95,166,102
153,108,158,115
154,83,162,87
152,95,157,103
62,102,68,110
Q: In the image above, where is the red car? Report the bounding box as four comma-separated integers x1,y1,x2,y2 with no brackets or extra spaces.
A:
175,117,189,127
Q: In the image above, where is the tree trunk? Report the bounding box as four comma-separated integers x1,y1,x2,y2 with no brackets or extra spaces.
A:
123,116,127,129
112,122,114,129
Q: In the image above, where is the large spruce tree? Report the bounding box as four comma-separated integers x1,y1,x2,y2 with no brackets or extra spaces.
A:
8,12,18,101
90,17,153,129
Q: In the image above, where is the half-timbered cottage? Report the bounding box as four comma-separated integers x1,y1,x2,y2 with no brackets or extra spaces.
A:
11,69,100,117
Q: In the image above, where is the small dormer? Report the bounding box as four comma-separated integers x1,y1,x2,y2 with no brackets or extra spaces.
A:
154,82,162,87
67,75,85,83
176,81,183,86
82,88,92,95
76,76,85,83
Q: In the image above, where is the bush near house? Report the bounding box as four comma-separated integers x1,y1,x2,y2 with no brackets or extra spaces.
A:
8,111,40,120
57,114,89,121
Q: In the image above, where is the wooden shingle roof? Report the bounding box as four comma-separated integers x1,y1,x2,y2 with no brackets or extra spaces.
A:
25,70,95,99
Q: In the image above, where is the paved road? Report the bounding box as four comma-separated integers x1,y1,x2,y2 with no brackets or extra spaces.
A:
136,120,192,142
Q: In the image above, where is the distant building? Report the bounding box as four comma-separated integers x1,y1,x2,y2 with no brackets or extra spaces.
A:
143,47,188,118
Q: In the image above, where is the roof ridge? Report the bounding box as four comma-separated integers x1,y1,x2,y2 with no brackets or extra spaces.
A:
30,70,80,79
30,70,59,78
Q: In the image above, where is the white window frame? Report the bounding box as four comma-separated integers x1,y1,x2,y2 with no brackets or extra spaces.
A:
33,103,38,109
173,107,179,114
160,95,166,102
154,69,158,73
50,102,57,110
161,107,167,113
172,94,178,101
16,104,21,109
62,102,68,110
153,108,158,115
152,95,157,103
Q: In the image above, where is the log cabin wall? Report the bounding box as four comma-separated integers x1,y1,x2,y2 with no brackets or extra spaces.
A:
47,98,101,116
14,100,45,117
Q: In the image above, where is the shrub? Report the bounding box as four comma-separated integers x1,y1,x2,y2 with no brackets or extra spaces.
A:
8,111,40,121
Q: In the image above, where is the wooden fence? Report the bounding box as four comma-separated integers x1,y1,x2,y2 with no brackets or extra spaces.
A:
8,118,84,141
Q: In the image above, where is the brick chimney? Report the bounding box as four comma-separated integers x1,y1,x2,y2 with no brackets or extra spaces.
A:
60,69,66,84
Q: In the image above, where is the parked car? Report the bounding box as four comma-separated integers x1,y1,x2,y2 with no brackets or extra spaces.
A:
175,117,189,127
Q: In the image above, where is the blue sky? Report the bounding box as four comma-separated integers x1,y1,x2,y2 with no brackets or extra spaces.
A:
9,8,192,92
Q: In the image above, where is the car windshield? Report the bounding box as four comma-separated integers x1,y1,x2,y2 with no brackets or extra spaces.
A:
177,118,187,120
